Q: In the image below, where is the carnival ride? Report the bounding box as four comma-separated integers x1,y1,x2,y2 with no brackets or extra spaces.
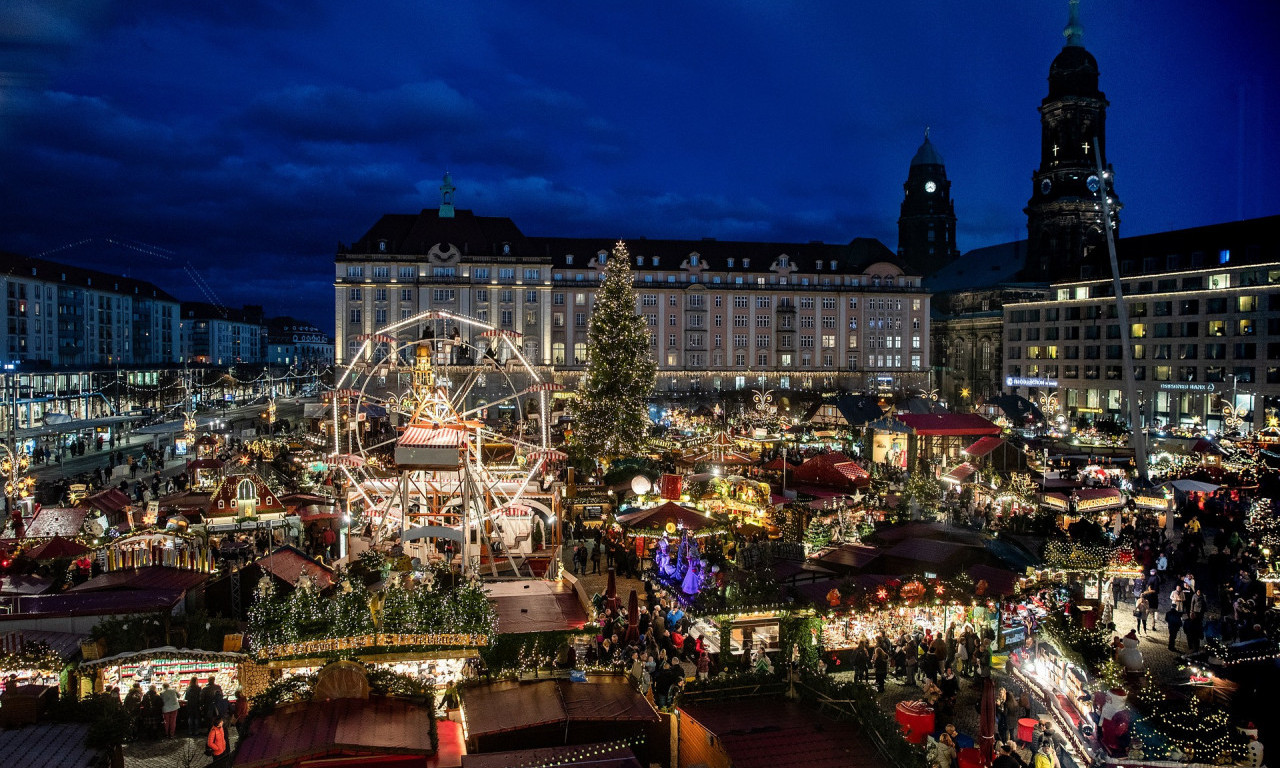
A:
330,310,565,578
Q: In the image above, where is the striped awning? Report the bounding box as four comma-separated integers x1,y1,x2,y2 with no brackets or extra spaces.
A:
529,449,569,463
479,329,522,338
398,426,466,448
834,462,869,481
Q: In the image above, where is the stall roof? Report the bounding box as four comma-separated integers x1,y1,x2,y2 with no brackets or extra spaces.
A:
69,567,208,594
812,543,881,573
964,436,1005,458
680,698,881,768
0,722,100,768
895,413,1000,436
80,645,247,670
24,536,90,561
461,744,640,768
0,629,86,660
24,507,89,539
233,697,438,768
942,463,976,483
881,538,973,564
6,590,184,618
1159,479,1221,494
186,458,224,470
830,394,887,427
78,489,132,515
0,574,54,596
461,677,658,739
485,579,588,634
616,501,714,531
967,564,1025,597
254,546,335,591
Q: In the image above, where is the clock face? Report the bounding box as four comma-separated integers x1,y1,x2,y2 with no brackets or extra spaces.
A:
1040,178,1052,195
1086,174,1101,193
924,181,937,193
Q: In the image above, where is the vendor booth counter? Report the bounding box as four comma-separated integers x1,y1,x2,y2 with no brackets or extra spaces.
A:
78,647,259,699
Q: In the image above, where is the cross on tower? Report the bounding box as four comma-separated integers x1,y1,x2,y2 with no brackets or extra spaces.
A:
1051,144,1059,157
1081,141,1091,154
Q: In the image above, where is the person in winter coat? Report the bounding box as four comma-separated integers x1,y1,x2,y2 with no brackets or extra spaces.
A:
1165,607,1183,651
853,642,870,683
184,677,202,736
159,683,181,738
207,715,229,767
1134,596,1151,633
873,646,890,692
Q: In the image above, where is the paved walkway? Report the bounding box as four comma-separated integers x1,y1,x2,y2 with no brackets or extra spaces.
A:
123,728,240,768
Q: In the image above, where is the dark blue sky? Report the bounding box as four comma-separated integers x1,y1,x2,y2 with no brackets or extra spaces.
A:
1,1,1276,333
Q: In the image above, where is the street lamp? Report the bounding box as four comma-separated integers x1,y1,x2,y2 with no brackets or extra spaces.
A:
2,445,34,538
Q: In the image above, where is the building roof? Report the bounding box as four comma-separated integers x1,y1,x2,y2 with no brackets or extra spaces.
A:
895,413,1000,437
343,209,533,258
680,698,880,768
925,240,1033,294
812,543,881,573
78,489,132,516
68,566,208,594
615,501,715,531
0,250,178,303
484,579,588,634
791,453,871,490
461,678,658,740
461,744,641,768
0,722,100,768
964,436,1006,458
232,697,438,768
910,134,944,167
252,546,335,591
881,538,973,564
181,302,264,324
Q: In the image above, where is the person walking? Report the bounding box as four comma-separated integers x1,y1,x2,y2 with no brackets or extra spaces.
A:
159,683,181,738
1165,606,1183,651
1134,595,1151,633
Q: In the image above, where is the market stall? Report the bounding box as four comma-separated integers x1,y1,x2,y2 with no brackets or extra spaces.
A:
102,531,211,573
80,647,252,699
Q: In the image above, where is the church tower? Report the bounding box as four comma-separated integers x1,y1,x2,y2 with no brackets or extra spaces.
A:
1024,0,1121,280
898,129,959,275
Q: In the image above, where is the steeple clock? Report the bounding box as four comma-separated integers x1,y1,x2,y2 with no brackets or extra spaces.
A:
1024,0,1121,281
898,128,960,276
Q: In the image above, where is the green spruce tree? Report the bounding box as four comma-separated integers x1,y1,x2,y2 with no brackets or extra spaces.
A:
573,240,656,462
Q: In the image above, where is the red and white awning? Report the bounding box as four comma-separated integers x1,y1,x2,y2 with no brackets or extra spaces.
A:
329,453,366,468
398,426,466,448
479,329,522,339
529,449,569,463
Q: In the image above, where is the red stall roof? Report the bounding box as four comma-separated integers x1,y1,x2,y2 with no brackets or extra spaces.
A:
24,507,89,539
233,697,438,768
616,501,714,531
895,413,1000,437
963,436,1006,458
680,699,881,768
255,547,335,591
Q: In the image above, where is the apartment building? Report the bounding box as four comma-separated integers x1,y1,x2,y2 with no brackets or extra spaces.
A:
0,251,182,368
267,316,334,367
181,303,266,365
335,182,932,393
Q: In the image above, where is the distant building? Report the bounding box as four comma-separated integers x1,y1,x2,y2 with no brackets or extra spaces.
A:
267,316,333,367
0,250,181,368
181,303,265,365
898,130,960,278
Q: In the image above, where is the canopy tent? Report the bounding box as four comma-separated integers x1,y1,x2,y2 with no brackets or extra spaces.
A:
942,462,977,484
1159,479,1221,494
760,456,794,472
963,436,1030,474
681,431,755,466
616,502,714,532
1190,438,1228,456
988,394,1046,424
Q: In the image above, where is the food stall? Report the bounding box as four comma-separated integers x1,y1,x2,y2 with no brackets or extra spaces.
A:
102,531,212,573
688,611,782,657
820,601,996,653
80,647,252,699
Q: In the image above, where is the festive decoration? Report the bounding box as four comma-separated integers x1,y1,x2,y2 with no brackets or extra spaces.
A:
571,241,656,462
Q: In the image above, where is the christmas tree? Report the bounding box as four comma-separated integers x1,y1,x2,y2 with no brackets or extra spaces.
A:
573,240,656,462
803,515,832,553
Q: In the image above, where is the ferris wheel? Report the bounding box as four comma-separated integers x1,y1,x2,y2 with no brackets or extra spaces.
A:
329,310,565,578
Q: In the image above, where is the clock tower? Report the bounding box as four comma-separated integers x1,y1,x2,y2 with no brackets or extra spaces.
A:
1024,0,1121,281
898,128,959,276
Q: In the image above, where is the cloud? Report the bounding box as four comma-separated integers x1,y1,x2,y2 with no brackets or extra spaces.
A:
246,81,479,144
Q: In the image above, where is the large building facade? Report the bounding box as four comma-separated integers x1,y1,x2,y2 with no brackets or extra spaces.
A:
0,251,182,368
335,180,932,393
1003,217,1280,431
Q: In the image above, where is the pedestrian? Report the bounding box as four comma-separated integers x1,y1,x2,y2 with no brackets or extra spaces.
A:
206,715,229,767
1165,606,1183,651
1134,595,1150,633
590,540,601,574
873,646,889,693
853,642,870,683
160,683,181,738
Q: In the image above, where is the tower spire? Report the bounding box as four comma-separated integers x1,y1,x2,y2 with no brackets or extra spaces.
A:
1063,0,1084,47
439,170,455,218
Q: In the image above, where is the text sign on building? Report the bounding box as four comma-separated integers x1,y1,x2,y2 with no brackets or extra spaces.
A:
1005,376,1058,388
1158,383,1215,393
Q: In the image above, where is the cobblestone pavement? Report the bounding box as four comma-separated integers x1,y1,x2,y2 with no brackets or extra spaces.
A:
123,729,239,768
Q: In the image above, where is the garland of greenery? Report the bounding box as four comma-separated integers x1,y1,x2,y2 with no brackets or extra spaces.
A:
246,575,497,658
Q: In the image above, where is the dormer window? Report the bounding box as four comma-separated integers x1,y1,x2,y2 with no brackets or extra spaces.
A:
727,258,735,268
651,257,658,266
503,243,511,255
566,255,574,265
742,259,750,269
816,261,822,270
378,240,387,252
780,255,788,267
636,256,643,266
690,254,699,266
829,260,836,271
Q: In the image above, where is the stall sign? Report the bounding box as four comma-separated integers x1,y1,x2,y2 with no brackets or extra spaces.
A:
582,505,603,519
256,632,490,659
142,502,159,526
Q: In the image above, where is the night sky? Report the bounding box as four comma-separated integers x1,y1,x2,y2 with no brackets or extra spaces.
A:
1,1,1276,333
